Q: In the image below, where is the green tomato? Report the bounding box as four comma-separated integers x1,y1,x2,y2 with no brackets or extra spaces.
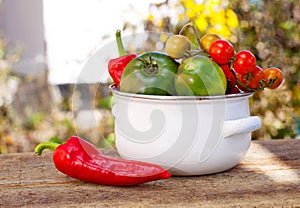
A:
175,55,227,96
165,35,191,59
120,52,179,95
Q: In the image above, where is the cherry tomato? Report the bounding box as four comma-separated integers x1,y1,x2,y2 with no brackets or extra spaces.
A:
236,66,266,92
200,34,221,54
264,67,284,89
209,39,235,64
227,85,241,94
219,64,236,94
233,50,256,74
165,35,191,59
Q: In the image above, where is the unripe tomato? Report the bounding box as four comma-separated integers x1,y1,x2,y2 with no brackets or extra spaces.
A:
200,33,221,54
264,67,284,89
174,55,227,96
165,35,191,59
209,39,235,65
120,52,179,95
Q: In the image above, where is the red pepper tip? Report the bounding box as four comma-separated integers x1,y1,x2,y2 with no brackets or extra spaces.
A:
161,170,172,179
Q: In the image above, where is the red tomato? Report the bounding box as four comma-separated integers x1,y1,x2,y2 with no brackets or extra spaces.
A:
209,39,235,64
264,67,284,89
226,85,241,94
236,66,267,92
233,50,256,74
236,73,249,91
220,64,236,94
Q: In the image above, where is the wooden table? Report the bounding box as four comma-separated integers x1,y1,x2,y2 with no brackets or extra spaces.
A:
1,139,299,207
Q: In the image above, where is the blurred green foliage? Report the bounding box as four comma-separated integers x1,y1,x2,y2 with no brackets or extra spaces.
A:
0,38,20,153
101,132,115,148
24,112,45,130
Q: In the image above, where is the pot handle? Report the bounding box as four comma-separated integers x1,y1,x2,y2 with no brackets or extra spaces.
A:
223,116,261,138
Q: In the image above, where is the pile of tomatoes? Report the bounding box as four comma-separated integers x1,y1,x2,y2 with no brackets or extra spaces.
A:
109,28,283,96
165,33,284,94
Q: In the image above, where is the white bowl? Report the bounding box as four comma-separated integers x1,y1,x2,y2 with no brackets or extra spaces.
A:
110,85,261,176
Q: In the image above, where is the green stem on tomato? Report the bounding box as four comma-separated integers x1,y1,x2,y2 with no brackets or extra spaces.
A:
116,29,126,57
232,70,263,92
35,142,60,155
178,22,202,51
228,61,260,92
179,22,193,35
267,77,277,88
191,23,202,51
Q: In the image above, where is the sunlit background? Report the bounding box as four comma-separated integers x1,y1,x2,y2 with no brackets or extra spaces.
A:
0,0,299,153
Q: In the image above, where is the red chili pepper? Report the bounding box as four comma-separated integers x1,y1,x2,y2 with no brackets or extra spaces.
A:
108,54,136,87
108,29,136,86
35,136,171,186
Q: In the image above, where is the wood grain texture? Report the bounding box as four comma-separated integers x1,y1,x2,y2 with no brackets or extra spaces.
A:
0,140,299,208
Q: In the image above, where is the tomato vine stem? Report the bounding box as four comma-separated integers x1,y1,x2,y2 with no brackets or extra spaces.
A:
178,22,202,51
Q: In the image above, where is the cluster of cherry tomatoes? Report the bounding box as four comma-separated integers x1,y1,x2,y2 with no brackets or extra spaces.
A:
165,33,284,94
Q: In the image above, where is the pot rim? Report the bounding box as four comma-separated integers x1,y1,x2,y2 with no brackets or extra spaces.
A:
109,84,253,101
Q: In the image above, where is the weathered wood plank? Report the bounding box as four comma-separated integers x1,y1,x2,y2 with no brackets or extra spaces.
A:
0,140,299,207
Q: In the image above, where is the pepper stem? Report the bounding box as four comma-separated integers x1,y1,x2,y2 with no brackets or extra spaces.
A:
35,142,60,155
116,29,126,57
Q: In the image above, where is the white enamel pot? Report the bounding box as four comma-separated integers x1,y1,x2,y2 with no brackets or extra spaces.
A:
110,85,261,176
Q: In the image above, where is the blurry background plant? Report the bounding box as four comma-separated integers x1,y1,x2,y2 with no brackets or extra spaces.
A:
0,36,78,153
232,0,300,139
0,38,20,153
